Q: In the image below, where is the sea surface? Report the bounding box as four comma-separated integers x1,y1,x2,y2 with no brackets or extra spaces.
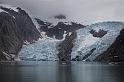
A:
0,61,124,82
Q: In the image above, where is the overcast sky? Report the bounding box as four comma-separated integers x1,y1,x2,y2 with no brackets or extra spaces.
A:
1,0,124,24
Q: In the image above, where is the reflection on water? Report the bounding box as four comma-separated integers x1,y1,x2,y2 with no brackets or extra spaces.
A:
0,61,124,82
56,63,74,82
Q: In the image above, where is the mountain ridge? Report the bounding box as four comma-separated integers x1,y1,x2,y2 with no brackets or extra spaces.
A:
0,4,41,61
0,4,124,62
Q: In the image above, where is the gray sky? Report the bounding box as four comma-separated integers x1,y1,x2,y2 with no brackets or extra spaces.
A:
1,0,124,24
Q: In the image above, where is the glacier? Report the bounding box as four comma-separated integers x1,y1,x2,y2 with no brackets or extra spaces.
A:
19,38,61,61
19,21,124,61
71,22,124,61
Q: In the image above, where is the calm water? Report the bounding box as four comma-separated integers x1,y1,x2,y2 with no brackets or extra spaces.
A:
0,61,124,82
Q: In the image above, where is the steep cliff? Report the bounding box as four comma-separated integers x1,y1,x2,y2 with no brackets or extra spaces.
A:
57,32,76,63
1,6,41,42
35,18,85,40
95,29,124,62
0,5,41,61
0,12,22,61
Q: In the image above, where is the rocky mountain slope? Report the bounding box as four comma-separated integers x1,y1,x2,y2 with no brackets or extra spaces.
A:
35,18,85,40
0,4,40,61
95,29,124,62
57,32,77,62
0,4,124,62
19,16,83,61
20,20,124,62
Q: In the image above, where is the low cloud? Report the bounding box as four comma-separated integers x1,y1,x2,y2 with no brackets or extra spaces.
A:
1,0,124,24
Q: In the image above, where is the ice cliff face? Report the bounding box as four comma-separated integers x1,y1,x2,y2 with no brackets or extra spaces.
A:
19,38,59,61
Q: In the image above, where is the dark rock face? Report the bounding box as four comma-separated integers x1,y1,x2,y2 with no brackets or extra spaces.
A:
90,29,107,38
57,32,77,63
35,18,52,32
35,18,85,40
72,48,96,61
1,7,41,43
0,6,41,61
0,12,23,61
82,48,96,61
95,29,124,62
54,14,66,19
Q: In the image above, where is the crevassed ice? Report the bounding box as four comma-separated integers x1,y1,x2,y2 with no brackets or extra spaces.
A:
71,22,124,61
19,38,60,61
19,22,124,61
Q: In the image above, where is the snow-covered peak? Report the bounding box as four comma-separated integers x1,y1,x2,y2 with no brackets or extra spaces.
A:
63,22,72,25
40,14,73,26
0,4,19,12
35,17,85,40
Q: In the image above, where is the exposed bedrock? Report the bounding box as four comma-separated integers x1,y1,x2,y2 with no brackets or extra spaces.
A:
95,29,124,62
57,32,77,63
0,6,41,61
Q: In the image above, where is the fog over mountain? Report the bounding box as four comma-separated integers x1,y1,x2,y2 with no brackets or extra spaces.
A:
1,0,124,24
